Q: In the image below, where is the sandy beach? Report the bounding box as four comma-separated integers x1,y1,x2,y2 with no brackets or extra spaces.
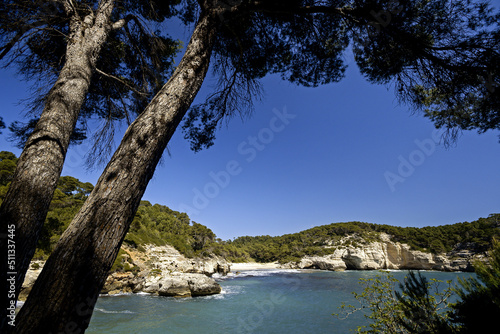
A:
229,262,281,271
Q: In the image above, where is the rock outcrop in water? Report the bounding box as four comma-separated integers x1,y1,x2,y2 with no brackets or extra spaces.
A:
143,273,222,297
20,245,229,300
281,233,485,272
100,244,228,297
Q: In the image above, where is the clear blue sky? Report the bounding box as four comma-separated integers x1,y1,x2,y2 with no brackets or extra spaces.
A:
1,5,499,240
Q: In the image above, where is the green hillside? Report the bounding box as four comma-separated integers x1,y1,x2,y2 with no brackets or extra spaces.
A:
0,151,221,259
1,151,499,264
227,217,500,263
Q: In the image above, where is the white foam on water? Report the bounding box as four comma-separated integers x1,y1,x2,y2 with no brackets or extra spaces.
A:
135,291,152,296
231,269,302,278
95,308,135,314
99,292,134,297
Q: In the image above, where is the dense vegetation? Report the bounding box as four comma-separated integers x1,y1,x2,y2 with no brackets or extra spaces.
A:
0,152,221,260
228,217,500,263
1,151,498,264
125,201,218,258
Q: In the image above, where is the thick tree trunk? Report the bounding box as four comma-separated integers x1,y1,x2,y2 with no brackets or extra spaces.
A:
0,1,115,331
13,12,219,334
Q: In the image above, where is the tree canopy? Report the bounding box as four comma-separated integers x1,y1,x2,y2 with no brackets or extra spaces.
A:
3,1,500,332
182,0,500,150
2,1,499,153
0,0,183,159
3,0,499,151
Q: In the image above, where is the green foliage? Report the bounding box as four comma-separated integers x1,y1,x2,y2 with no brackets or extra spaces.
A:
56,176,93,197
34,181,92,258
179,0,500,151
395,272,455,333
110,249,139,274
0,151,17,184
123,201,219,258
337,241,500,333
335,272,402,333
335,271,455,333
230,217,500,264
0,151,18,206
449,239,500,333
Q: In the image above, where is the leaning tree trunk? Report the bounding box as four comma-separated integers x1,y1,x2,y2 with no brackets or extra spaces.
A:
13,12,219,334
0,2,115,331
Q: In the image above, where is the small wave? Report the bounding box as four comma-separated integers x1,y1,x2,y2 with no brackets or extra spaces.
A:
99,292,133,297
202,293,225,300
381,269,404,272
212,273,224,279
135,291,152,296
95,308,135,314
232,269,302,278
221,285,243,295
199,285,243,300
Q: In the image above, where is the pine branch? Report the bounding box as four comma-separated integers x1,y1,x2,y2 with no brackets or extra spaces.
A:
95,68,148,96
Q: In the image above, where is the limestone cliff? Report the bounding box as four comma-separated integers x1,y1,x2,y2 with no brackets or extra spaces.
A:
282,233,486,272
100,244,229,297
20,244,229,300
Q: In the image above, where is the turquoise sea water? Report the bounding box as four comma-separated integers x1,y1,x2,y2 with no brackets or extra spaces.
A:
86,270,474,334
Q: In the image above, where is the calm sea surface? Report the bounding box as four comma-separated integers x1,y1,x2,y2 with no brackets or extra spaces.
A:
86,270,474,334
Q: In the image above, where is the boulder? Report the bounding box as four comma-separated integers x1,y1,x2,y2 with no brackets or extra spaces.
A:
188,274,222,296
101,272,135,295
148,273,221,298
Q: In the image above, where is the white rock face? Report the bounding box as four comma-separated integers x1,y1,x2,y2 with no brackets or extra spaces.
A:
19,261,45,300
142,245,230,276
20,245,228,300
104,245,227,297
288,233,483,271
298,254,347,271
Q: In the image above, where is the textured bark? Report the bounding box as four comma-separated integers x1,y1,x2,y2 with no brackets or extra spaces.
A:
13,12,219,334
0,1,115,331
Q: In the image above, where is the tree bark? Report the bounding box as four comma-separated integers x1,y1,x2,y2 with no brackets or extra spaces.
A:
13,11,219,334
0,1,115,331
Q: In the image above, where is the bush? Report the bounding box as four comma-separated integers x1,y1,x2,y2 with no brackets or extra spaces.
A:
336,240,500,333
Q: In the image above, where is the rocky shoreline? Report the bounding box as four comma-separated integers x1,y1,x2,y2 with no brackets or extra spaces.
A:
20,235,487,301
99,244,230,298
20,244,230,301
280,233,486,272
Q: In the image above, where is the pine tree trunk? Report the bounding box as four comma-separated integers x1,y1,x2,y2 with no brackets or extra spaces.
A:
13,12,219,334
0,2,115,331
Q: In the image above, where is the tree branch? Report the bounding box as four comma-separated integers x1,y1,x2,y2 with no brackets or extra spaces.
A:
0,20,50,61
248,2,353,17
0,31,24,61
111,14,135,30
95,68,147,96
64,0,81,19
